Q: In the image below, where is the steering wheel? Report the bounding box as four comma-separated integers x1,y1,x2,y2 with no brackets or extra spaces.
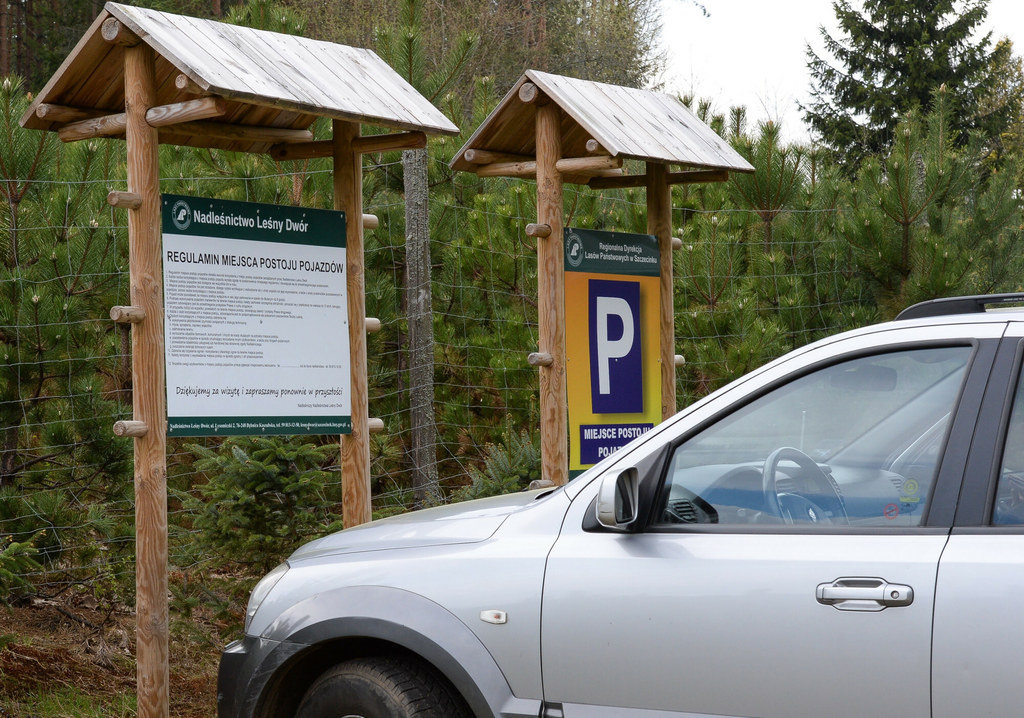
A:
762,447,848,525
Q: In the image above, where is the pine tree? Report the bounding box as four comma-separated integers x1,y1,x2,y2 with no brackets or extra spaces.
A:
0,77,135,593
843,88,1024,315
804,0,1000,170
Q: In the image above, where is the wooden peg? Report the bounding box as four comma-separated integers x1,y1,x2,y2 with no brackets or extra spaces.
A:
586,139,604,154
368,418,385,433
526,223,552,238
107,191,142,210
362,214,379,230
674,355,686,367
672,237,683,250
365,317,382,333
110,305,146,323
528,352,553,367
113,420,149,437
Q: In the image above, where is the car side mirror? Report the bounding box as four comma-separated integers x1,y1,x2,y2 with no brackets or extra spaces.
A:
596,468,640,531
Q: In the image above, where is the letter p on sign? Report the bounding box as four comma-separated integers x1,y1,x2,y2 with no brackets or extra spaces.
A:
588,279,643,414
595,296,634,394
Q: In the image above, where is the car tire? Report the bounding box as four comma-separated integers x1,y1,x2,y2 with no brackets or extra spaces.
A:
295,656,470,718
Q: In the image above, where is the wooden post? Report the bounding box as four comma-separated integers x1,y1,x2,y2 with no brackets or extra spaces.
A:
124,42,169,718
333,120,372,527
404,146,439,508
646,162,675,420
536,99,568,486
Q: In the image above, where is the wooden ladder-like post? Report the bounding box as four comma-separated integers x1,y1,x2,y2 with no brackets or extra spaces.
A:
646,162,675,420
124,40,169,718
334,120,372,527
535,97,568,486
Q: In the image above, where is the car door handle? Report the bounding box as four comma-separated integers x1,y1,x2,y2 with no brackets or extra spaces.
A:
816,577,914,611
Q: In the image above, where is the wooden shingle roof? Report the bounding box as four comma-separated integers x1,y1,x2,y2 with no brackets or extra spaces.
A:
451,70,753,175
20,2,458,153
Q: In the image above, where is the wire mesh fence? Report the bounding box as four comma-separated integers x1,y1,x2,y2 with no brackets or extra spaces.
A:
0,154,867,599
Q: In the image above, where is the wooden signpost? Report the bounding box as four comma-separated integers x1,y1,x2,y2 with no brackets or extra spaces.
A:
20,4,458,716
451,70,755,487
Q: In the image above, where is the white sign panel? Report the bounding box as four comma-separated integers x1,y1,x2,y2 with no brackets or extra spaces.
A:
161,194,350,436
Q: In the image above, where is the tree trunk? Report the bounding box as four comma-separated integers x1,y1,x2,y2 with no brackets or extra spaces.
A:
0,1,10,77
403,147,438,507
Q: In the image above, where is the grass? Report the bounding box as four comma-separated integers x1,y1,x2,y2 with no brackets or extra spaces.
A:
3,686,137,717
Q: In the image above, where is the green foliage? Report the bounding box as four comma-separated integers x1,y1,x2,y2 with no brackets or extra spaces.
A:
0,78,134,603
225,0,308,34
843,90,1024,315
805,0,1004,170
455,426,541,500
0,533,42,601
374,0,479,104
183,437,341,574
296,0,664,113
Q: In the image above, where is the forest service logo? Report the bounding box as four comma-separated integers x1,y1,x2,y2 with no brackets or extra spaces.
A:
566,231,584,268
171,199,192,231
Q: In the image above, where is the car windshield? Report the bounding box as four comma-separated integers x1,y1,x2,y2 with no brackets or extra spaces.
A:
659,346,973,527
675,347,970,468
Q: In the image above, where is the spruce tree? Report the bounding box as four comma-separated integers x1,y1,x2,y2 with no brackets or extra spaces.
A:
804,0,999,170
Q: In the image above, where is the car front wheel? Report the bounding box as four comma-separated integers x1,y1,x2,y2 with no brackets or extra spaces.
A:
295,656,470,718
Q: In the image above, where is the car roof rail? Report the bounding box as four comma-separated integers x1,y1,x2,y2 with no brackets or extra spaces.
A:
896,293,1024,321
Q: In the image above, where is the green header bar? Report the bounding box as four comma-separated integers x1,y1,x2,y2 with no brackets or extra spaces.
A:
563,227,659,276
162,194,345,247
168,415,352,437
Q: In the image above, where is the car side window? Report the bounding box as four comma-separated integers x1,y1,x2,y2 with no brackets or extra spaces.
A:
657,347,971,528
993,368,1024,525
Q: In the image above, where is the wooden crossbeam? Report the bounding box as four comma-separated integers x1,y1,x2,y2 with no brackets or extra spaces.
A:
101,18,140,47
58,112,127,141
159,122,313,145
475,155,620,179
267,140,330,161
146,97,227,128
519,82,541,104
174,73,206,95
557,156,621,174
476,158,537,178
588,169,730,189
563,169,624,185
464,148,533,164
352,131,426,154
35,103,105,124
57,97,230,142
269,131,427,161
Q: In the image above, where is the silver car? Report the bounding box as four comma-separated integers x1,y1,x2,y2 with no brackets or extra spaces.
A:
218,293,1024,718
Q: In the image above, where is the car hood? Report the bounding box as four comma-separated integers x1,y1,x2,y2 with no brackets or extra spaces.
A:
288,489,553,561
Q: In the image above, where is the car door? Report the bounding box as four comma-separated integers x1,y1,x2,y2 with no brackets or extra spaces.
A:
541,326,1001,718
932,324,1024,717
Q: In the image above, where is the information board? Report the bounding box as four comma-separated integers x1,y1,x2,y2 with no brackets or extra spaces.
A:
162,194,350,436
565,228,661,476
